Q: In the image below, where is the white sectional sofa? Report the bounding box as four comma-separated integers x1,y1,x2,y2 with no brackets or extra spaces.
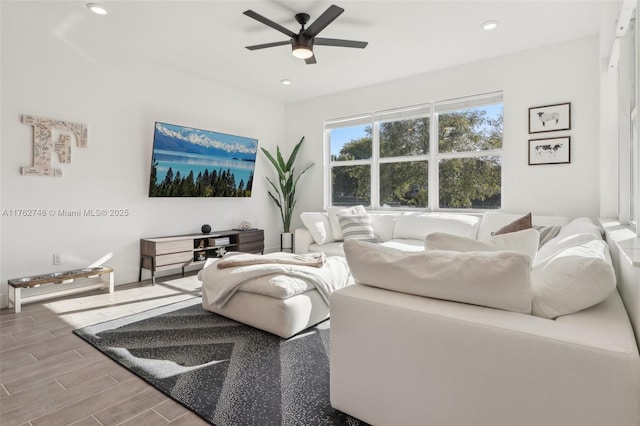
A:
304,209,640,425
294,208,568,255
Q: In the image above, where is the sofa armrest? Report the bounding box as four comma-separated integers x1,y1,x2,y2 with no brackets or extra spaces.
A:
330,285,640,426
294,227,314,254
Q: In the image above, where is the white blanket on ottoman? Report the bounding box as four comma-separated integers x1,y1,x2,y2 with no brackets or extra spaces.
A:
200,253,352,308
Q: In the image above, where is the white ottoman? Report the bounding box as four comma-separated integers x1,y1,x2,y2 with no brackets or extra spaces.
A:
198,254,351,338
202,288,329,338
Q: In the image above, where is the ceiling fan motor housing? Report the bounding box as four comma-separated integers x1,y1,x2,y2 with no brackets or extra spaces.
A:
292,34,314,51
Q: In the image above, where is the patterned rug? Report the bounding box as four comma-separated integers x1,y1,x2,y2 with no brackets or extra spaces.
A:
73,298,362,425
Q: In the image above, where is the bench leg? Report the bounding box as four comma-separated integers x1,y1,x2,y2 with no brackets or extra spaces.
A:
9,287,21,313
108,271,114,293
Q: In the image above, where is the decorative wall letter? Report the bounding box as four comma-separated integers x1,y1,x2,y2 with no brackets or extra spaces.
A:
21,115,88,177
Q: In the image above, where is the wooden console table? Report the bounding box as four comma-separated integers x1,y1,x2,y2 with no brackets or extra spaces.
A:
7,266,114,313
139,229,264,284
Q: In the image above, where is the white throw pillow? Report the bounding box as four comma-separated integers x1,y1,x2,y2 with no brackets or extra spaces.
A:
556,217,603,239
393,213,480,240
369,213,398,242
337,214,377,241
425,228,540,263
300,212,335,245
531,239,616,319
327,205,367,241
344,239,532,314
534,232,600,266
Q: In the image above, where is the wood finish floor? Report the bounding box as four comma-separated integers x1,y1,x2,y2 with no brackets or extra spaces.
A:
0,274,210,426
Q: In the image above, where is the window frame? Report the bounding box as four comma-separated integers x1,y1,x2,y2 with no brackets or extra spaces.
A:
325,91,503,211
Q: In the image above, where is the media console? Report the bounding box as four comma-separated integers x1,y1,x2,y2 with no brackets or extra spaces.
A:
139,229,264,284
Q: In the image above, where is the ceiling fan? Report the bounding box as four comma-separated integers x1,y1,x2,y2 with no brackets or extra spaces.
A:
243,4,368,64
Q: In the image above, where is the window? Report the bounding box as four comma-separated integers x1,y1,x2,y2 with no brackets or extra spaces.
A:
327,118,372,206
325,92,503,210
618,9,638,229
435,97,503,209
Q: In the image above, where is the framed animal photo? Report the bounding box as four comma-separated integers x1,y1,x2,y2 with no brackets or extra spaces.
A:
528,102,571,133
528,136,571,165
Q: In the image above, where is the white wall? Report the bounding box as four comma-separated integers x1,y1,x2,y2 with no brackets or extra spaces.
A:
0,5,285,305
285,36,601,230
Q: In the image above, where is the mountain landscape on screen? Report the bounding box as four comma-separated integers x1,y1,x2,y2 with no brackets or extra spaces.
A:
149,122,257,197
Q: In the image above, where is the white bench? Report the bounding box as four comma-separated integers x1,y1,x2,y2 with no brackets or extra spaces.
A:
8,266,114,313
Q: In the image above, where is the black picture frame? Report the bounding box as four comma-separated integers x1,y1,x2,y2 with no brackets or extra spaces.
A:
528,102,571,134
528,136,571,165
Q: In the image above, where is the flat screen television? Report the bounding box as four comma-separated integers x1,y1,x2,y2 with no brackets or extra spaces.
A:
149,122,257,197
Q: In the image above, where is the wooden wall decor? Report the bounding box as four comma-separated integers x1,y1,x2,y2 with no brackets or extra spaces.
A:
21,115,88,177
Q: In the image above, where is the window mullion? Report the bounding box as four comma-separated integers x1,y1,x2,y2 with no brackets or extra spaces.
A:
371,120,380,209
430,109,439,211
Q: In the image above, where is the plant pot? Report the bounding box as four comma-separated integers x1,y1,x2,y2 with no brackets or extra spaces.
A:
281,232,293,252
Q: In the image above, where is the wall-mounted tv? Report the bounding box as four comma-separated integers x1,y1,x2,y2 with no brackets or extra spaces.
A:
149,122,257,197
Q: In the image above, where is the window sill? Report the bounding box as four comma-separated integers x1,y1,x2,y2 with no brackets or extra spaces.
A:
599,218,640,267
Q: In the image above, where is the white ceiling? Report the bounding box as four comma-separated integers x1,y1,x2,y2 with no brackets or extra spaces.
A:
7,0,607,104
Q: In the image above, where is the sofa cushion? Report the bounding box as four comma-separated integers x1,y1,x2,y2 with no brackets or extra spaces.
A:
492,212,532,235
337,214,377,241
327,205,367,240
477,211,569,241
300,212,335,245
380,239,425,252
344,239,532,314
425,228,540,263
393,213,480,240
531,239,616,319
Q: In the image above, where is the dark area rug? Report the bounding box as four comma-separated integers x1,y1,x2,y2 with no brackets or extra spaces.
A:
73,298,362,426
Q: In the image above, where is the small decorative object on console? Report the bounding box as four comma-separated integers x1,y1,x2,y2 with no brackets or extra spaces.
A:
201,224,212,234
239,220,251,231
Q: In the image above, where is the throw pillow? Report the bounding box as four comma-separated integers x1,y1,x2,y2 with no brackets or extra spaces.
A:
492,212,532,236
531,239,616,319
327,205,367,240
533,225,562,248
300,212,335,245
337,214,377,242
344,239,532,314
556,217,603,240
425,228,540,263
533,232,600,267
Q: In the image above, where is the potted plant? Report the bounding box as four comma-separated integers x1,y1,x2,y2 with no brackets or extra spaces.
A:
261,136,314,251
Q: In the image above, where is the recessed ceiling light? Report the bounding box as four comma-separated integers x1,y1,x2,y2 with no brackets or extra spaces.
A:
87,3,109,15
481,20,500,31
280,79,292,85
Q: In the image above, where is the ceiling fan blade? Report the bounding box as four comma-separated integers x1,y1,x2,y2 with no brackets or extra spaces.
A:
243,10,297,38
305,55,317,65
314,38,368,48
245,41,291,50
303,4,344,38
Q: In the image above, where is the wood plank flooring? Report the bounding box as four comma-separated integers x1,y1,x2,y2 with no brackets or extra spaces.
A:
0,274,209,426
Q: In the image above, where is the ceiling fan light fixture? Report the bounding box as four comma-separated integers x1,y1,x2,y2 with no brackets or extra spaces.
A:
291,36,314,59
292,46,313,59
